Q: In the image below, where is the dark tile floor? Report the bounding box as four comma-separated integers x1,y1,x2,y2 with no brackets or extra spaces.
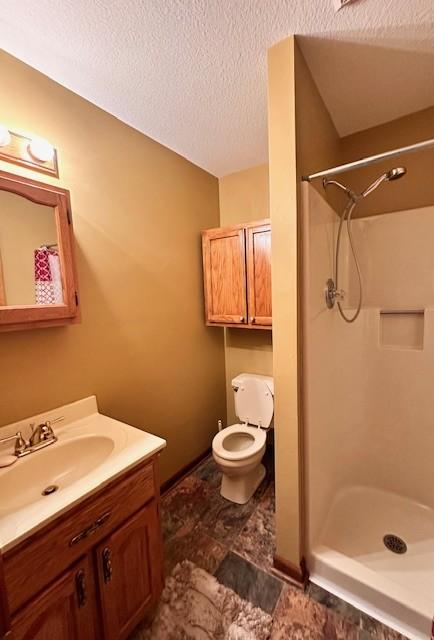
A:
161,451,407,639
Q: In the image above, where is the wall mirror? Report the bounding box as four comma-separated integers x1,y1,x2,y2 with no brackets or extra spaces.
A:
0,170,79,331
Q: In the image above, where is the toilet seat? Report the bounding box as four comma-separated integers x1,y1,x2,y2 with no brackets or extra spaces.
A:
212,424,266,462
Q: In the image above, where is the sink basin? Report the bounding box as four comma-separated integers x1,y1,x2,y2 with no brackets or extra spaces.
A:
0,395,166,552
0,435,114,517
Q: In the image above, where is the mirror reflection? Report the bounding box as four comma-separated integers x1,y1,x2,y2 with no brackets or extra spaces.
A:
0,190,63,307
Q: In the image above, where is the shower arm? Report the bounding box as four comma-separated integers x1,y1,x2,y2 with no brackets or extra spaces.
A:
322,178,358,201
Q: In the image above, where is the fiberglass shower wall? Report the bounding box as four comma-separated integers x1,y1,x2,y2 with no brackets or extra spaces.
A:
302,182,434,550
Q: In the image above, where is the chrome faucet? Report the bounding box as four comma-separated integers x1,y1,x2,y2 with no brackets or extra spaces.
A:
29,421,57,447
0,417,63,458
26,417,63,453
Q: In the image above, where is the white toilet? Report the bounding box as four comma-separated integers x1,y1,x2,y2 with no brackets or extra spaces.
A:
212,373,274,504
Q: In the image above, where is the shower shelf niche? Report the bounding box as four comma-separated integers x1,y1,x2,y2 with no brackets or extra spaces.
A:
379,309,424,350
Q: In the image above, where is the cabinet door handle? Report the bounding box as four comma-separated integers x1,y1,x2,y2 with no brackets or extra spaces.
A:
69,511,111,547
102,547,113,583
239,316,245,322
75,569,87,608
250,316,256,324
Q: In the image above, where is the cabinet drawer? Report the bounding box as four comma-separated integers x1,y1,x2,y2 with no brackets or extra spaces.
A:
4,459,156,614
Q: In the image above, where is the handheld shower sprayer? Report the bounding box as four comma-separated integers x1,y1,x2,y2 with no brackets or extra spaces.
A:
323,167,406,323
361,167,407,198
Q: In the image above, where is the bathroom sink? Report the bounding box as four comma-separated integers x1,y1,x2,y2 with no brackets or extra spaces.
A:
0,396,166,552
0,435,114,517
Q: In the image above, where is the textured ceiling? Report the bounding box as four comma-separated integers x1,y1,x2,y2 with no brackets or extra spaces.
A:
0,0,433,176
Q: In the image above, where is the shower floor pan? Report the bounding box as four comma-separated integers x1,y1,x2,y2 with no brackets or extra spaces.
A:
309,486,434,640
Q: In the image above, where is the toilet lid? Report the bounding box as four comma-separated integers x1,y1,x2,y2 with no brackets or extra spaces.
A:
234,377,273,428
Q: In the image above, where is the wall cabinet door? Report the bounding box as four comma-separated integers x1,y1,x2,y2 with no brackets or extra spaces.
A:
202,219,272,328
96,502,162,640
202,227,247,325
11,556,96,640
246,223,272,326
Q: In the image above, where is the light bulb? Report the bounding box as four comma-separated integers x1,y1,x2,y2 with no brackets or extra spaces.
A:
28,138,54,163
0,125,11,147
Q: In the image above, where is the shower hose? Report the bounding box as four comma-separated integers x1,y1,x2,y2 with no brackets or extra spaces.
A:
334,197,363,323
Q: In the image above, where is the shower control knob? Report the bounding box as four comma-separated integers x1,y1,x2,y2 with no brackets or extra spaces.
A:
325,279,345,309
335,289,345,300
325,279,336,309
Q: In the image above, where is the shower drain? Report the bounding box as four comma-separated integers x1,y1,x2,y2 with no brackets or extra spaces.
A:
383,534,407,554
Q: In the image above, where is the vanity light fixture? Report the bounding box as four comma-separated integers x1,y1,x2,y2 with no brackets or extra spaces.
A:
0,126,59,177
28,137,54,163
0,125,11,147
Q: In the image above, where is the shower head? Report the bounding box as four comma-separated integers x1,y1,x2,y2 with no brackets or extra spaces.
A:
386,167,407,181
361,167,406,198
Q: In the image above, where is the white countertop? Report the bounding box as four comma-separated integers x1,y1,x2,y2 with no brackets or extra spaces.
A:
0,396,166,553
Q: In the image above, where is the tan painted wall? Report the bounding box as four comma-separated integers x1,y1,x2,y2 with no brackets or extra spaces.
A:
218,165,273,425
219,165,270,226
294,43,341,205
267,37,342,568
0,192,57,305
0,50,226,483
340,107,434,218
267,36,302,567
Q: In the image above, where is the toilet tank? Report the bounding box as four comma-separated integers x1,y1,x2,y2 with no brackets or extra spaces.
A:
232,373,274,428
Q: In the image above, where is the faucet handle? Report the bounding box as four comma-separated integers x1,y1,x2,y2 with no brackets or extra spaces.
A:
46,416,64,427
0,431,27,455
40,416,64,439
40,424,54,438
14,431,27,456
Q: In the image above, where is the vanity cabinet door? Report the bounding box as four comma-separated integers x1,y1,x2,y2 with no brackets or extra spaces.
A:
96,502,162,640
246,223,272,326
202,226,248,325
11,556,96,640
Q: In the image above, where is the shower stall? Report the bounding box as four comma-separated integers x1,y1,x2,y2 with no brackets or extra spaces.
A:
301,140,434,640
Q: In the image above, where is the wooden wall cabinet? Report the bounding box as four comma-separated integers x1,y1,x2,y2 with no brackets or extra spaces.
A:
0,458,163,640
202,219,272,329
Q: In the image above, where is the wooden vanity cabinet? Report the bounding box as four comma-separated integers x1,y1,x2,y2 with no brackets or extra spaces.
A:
11,555,96,640
96,502,162,640
202,219,272,329
0,457,163,640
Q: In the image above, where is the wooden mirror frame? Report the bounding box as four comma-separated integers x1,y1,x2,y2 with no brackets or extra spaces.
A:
0,169,80,332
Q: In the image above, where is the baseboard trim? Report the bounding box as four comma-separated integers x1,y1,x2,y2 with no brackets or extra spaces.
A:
160,447,212,495
273,555,309,588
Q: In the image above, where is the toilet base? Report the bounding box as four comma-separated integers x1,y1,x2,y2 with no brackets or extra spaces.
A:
220,463,266,505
